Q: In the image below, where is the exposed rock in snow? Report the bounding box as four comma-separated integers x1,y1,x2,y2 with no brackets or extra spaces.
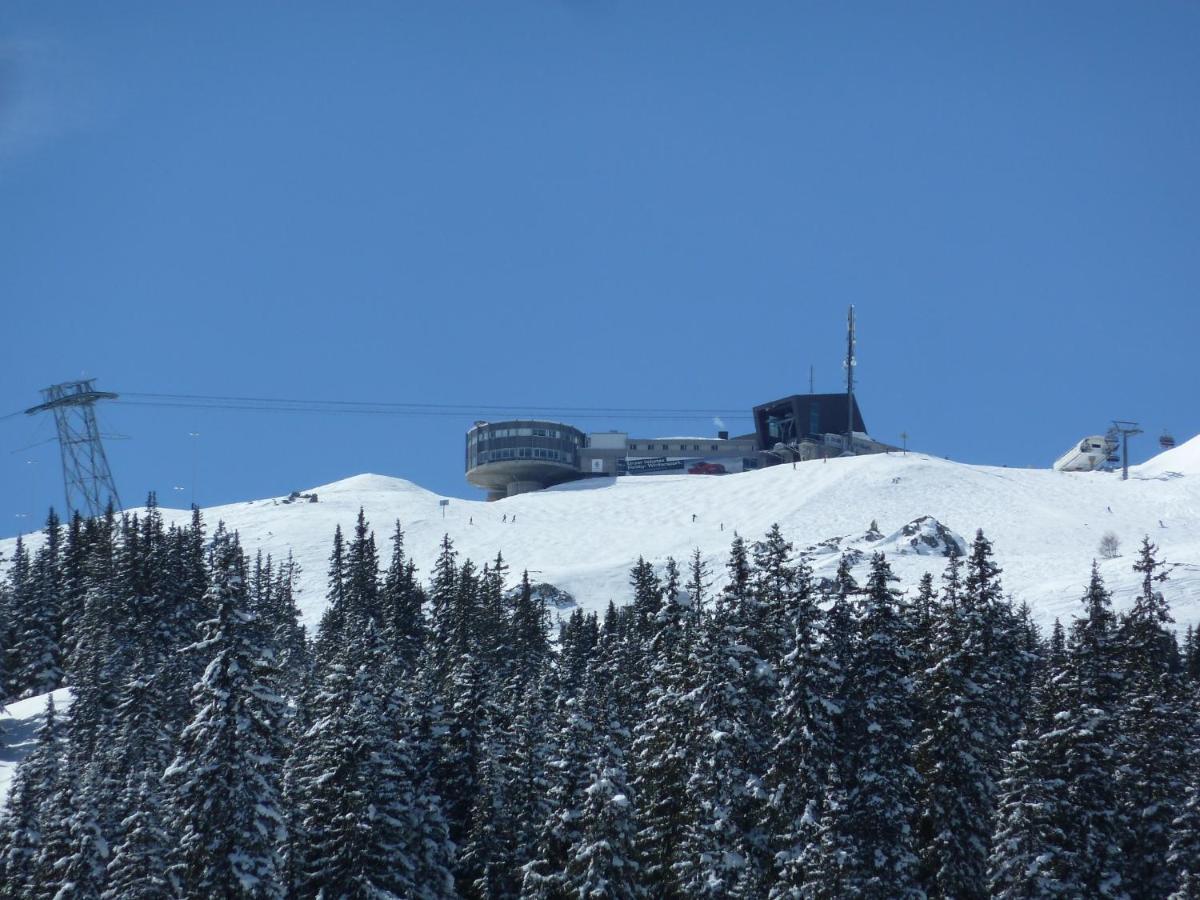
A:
883,516,968,558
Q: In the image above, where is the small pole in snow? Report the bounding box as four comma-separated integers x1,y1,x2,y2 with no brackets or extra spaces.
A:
439,499,449,519
900,431,908,455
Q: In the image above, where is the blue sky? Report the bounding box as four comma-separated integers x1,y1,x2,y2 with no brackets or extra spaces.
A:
1,2,1197,533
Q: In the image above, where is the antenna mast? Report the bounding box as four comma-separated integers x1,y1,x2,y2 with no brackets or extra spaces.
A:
25,379,122,518
844,304,856,451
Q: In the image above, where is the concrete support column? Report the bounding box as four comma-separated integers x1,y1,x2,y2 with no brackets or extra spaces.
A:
506,480,544,497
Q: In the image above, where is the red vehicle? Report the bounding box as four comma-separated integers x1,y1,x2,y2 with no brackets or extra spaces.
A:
687,461,727,475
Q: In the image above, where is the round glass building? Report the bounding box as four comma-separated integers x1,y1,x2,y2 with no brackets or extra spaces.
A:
466,420,586,500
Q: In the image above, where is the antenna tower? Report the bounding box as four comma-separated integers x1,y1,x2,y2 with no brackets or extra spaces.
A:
25,380,122,518
844,304,856,450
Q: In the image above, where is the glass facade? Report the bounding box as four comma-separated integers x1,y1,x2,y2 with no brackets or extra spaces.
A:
465,420,585,472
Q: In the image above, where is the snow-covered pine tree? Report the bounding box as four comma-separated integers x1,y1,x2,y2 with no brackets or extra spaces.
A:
50,792,110,899
675,548,767,896
989,605,1074,898
631,556,702,896
344,508,382,626
163,528,287,898
521,691,599,899
509,569,552,690
426,533,460,689
57,512,90,669
263,553,309,706
750,523,799,670
558,608,600,697
12,511,64,698
477,552,511,669
1,537,31,698
157,515,212,739
1168,778,1200,900
629,556,663,644
1019,563,1126,898
799,759,859,899
988,733,1072,899
767,548,839,898
381,519,426,671
102,773,172,900
312,524,347,672
0,696,63,897
564,738,645,899
1116,538,1190,900
822,553,860,708
437,638,489,851
915,548,1004,900
287,620,453,898
836,552,922,898
506,667,561,885
963,528,1030,749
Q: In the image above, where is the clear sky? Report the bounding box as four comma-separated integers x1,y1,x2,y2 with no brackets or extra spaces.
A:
2,2,1198,534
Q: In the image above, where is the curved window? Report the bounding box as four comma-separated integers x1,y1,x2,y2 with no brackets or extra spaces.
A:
466,420,585,473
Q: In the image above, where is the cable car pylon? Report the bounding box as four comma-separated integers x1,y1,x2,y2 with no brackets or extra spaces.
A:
25,379,122,518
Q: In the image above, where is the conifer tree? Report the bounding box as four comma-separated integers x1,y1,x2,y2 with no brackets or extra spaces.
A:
988,734,1072,899
836,553,922,898
996,564,1126,898
916,549,1003,900
0,697,62,897
521,692,599,899
509,569,552,688
476,665,556,899
768,549,838,897
750,524,798,668
381,520,425,671
344,508,381,626
50,793,110,899
12,511,64,697
1168,779,1200,900
676,549,762,895
1116,538,1189,900
629,557,663,643
102,774,172,900
427,534,460,687
565,740,645,899
631,555,702,896
164,528,287,898
313,525,347,671
288,621,453,899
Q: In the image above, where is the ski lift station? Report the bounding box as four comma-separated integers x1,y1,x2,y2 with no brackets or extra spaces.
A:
464,392,899,501
465,307,898,500
1053,435,1115,473
1053,422,1161,478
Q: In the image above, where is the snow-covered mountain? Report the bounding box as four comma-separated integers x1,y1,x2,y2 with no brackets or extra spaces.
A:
5,435,1197,634
3,437,1199,807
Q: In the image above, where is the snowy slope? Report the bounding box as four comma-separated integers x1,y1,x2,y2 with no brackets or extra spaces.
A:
1131,433,1200,479
3,445,1199,635
3,442,1200,809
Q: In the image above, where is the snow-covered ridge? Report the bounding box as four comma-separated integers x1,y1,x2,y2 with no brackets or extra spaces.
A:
1131,433,1200,479
3,439,1200,634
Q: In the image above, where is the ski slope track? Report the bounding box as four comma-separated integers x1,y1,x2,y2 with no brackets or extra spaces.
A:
4,435,1198,634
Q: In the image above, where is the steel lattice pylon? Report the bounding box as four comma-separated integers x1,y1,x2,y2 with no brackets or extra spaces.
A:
25,379,122,518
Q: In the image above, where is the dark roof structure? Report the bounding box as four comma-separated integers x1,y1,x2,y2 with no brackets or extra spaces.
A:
752,393,867,449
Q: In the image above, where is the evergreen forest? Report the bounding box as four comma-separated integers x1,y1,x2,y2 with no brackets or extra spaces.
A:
1,499,1198,899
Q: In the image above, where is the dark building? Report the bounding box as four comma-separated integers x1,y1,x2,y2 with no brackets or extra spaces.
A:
466,420,587,500
752,393,867,449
